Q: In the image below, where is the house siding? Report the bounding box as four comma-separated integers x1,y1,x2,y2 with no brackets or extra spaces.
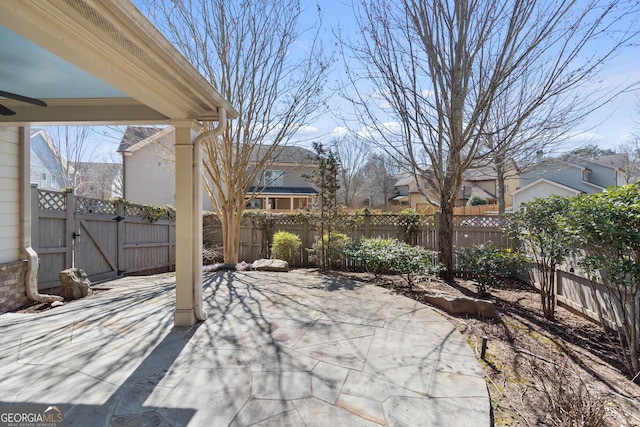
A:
249,165,317,188
30,132,66,191
124,139,216,211
512,181,579,210
0,127,21,263
521,164,586,191
0,127,28,313
521,158,619,197
586,162,616,188
124,140,176,206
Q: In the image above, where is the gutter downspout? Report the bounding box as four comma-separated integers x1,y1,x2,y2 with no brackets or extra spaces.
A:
192,108,227,321
19,127,63,304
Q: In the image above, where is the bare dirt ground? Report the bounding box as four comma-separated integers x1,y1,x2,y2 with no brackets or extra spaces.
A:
334,271,640,426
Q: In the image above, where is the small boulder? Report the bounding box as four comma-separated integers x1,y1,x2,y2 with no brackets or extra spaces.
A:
59,268,91,300
252,259,289,272
424,292,497,319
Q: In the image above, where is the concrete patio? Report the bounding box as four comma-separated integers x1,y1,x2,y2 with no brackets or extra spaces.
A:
0,270,490,426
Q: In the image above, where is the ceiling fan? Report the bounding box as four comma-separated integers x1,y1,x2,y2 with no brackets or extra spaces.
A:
0,90,47,116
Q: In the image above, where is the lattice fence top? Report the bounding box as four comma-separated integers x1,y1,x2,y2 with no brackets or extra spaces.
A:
368,213,436,227
453,215,509,228
125,204,175,221
39,190,66,211
77,197,117,215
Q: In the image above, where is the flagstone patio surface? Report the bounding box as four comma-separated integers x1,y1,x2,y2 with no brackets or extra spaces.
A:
0,270,490,426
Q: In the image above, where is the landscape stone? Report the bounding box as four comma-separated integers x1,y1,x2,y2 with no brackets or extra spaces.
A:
424,292,497,318
59,268,91,300
252,258,289,272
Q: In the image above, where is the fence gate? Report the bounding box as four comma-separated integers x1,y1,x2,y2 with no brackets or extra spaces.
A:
33,188,175,291
73,198,121,283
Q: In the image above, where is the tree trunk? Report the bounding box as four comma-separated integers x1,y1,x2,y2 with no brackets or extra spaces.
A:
438,200,455,281
495,158,506,215
221,208,240,264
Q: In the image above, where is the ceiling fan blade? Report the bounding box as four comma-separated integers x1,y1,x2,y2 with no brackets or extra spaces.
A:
0,104,16,116
0,90,47,107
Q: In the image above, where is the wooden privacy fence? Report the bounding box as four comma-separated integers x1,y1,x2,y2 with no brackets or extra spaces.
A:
32,186,175,291
203,211,514,268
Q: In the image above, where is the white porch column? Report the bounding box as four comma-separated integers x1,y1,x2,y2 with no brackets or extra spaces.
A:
173,121,204,326
290,197,294,210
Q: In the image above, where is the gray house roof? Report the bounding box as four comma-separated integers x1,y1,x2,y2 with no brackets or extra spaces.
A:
117,126,165,153
249,186,318,195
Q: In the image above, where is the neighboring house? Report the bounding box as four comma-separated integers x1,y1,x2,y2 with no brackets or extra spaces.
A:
73,162,123,200
511,153,628,210
30,128,71,191
118,126,318,211
389,172,432,211
246,145,319,210
390,164,519,211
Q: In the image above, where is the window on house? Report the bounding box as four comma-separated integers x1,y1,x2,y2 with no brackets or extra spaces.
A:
264,170,283,187
51,175,56,184
582,169,591,182
41,173,46,181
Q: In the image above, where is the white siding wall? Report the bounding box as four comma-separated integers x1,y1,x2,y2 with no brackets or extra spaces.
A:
124,142,215,211
0,127,21,263
512,181,578,210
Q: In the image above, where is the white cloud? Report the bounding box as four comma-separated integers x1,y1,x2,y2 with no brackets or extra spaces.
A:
296,124,319,135
615,133,636,147
356,121,403,141
330,126,350,137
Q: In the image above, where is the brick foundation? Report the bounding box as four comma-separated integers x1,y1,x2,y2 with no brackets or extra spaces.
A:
0,260,30,313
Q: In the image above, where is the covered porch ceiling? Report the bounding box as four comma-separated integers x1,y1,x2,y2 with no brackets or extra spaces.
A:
0,0,237,125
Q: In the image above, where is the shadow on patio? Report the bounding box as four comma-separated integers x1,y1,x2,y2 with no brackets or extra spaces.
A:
0,270,491,426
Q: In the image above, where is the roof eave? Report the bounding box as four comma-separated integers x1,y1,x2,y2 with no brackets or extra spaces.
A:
0,0,237,122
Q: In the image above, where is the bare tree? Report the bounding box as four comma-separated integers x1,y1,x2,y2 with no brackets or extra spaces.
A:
341,0,639,279
618,137,640,183
45,126,94,191
139,0,331,263
330,135,369,207
361,153,402,210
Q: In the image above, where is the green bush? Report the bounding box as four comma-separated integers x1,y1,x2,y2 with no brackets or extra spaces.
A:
309,232,351,270
270,231,302,265
562,183,640,377
457,244,526,296
342,237,441,285
467,195,489,206
509,195,573,319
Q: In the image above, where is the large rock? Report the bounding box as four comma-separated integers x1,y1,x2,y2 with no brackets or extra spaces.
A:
424,292,497,319
252,259,289,272
59,268,91,300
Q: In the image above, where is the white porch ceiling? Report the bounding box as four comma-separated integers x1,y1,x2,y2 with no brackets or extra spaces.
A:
0,26,127,100
0,0,237,125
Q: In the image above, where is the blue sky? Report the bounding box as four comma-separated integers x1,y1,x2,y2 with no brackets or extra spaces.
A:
86,0,640,161
300,0,640,152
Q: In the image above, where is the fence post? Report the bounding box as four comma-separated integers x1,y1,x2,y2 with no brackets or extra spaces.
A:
116,200,126,275
30,184,39,254
364,208,371,238
302,217,311,267
65,189,75,269
433,212,440,251
170,214,175,270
